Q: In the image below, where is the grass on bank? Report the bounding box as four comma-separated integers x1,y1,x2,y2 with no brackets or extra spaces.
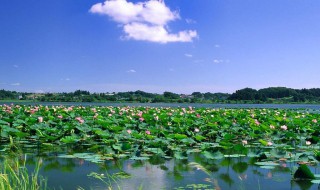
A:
0,155,47,190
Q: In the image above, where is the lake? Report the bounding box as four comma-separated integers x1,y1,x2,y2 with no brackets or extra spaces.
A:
2,101,320,110
1,103,320,189
20,150,320,190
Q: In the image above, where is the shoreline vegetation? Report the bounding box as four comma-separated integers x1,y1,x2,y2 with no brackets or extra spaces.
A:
1,87,320,104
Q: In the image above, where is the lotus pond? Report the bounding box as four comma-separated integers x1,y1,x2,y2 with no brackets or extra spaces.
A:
1,104,320,189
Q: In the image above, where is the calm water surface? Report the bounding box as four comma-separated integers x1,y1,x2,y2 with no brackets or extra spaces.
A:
20,151,320,190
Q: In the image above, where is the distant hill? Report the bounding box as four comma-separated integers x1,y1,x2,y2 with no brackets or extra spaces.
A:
1,87,320,103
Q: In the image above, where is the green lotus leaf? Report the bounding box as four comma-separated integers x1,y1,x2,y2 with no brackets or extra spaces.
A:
294,164,315,180
60,136,79,143
202,151,224,160
174,152,188,160
57,154,76,158
224,154,246,158
255,162,279,166
194,134,206,141
130,156,150,160
259,165,275,169
314,174,320,178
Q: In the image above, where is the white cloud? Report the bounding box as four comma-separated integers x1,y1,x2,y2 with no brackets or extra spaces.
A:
214,44,220,48
90,0,198,43
127,69,136,73
123,23,196,43
35,90,45,93
185,18,196,24
13,65,19,68
184,53,193,58
213,59,230,64
10,83,21,86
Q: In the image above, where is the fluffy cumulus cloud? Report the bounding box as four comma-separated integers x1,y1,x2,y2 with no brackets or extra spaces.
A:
90,0,197,43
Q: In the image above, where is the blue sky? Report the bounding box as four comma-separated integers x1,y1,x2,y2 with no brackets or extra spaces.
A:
1,0,319,94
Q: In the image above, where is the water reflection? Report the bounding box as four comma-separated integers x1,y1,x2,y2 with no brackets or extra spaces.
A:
13,152,319,190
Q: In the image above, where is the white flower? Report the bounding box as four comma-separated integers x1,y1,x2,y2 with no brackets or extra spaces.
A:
280,125,287,130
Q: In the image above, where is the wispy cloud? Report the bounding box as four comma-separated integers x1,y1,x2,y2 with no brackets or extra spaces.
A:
127,69,136,73
213,59,230,64
184,53,193,58
61,78,71,81
13,65,19,68
90,0,198,43
214,44,220,48
10,83,21,86
169,68,174,72
185,18,196,24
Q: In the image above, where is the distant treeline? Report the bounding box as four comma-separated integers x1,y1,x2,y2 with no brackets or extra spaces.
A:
1,87,320,103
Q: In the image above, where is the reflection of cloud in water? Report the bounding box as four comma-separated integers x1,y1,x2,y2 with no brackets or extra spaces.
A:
116,160,170,190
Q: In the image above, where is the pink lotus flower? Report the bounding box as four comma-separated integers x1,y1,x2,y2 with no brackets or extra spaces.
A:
139,117,144,122
306,141,311,145
58,115,63,119
267,142,273,146
145,130,151,135
312,119,317,123
270,125,275,129
194,128,200,132
254,119,260,125
75,117,84,124
38,116,43,123
127,129,132,134
280,125,287,130
154,116,159,121
196,114,201,118
137,111,143,117
242,140,248,145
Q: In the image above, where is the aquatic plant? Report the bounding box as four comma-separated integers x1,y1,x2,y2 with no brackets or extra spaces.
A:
0,155,47,190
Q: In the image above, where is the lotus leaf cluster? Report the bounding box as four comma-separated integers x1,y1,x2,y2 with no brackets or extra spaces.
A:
0,104,319,163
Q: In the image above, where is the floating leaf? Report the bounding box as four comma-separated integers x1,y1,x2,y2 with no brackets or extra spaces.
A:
202,151,224,160
224,154,246,158
294,164,315,180
130,156,150,160
260,165,275,169
255,162,279,166
174,152,188,160
57,154,76,158
311,180,320,184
